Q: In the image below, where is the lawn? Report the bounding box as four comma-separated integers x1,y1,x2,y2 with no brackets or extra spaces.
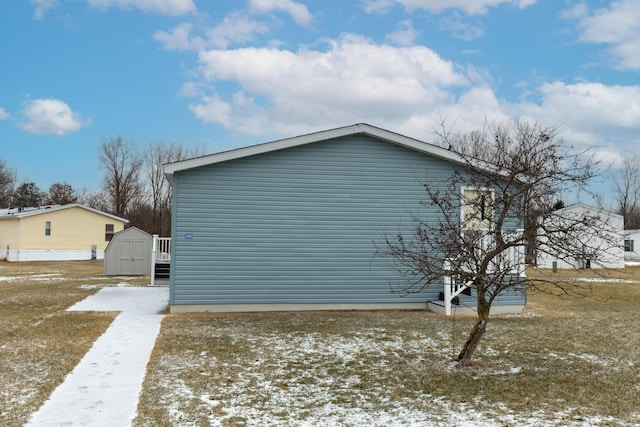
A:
1,261,639,426
135,266,640,426
0,260,147,427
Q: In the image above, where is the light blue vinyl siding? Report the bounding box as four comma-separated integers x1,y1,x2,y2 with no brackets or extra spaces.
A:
170,134,525,307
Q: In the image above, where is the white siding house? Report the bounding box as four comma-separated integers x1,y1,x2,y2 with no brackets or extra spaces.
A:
624,229,640,262
537,203,624,269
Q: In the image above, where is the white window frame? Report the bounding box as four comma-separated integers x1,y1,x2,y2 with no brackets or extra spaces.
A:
460,186,495,232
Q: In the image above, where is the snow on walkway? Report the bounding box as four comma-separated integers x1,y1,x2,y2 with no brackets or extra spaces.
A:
26,286,169,427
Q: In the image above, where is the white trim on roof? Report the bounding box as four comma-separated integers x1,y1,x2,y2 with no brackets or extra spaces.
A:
163,123,464,182
0,203,129,223
553,203,623,219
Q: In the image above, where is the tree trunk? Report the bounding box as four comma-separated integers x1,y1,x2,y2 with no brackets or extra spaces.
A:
456,303,490,366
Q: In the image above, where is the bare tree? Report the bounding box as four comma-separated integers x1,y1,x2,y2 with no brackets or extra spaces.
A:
378,121,615,365
144,142,204,235
0,159,17,208
612,154,640,229
98,136,144,218
46,182,78,205
77,187,110,213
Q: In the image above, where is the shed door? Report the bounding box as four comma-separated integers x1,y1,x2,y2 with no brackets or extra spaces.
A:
119,239,148,275
132,239,148,275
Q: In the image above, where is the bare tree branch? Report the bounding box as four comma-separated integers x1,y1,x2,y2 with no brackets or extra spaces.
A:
377,120,614,365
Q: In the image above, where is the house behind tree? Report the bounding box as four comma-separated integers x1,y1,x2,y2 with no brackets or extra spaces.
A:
164,123,527,313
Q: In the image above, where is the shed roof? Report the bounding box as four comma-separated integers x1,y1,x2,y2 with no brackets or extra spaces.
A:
0,203,129,223
163,123,467,183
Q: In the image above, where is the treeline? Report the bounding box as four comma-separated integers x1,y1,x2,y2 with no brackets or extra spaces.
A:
0,137,203,236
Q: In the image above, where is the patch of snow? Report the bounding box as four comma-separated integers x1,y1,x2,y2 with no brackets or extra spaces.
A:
576,278,638,283
26,286,169,427
78,284,103,290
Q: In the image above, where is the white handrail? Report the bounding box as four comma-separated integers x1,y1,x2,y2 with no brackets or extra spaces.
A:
442,229,525,315
151,235,171,286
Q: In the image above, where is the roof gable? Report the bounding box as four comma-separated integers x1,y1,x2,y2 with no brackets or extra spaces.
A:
164,123,465,183
554,203,622,219
0,204,129,223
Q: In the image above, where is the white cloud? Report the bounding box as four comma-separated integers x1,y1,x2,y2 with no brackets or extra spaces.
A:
514,81,640,155
385,20,419,46
248,0,313,26
189,34,469,136
362,0,537,15
154,22,202,51
205,12,271,49
438,12,484,40
154,13,270,51
31,0,57,20
19,98,91,136
0,108,10,120
361,0,397,15
87,0,195,15
569,0,640,70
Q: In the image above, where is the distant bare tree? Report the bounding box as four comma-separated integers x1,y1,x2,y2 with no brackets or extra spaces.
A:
378,120,614,365
77,188,110,213
612,154,640,229
98,136,144,218
144,142,204,235
46,182,78,205
0,159,16,208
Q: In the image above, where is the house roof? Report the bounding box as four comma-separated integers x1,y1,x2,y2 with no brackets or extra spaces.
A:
0,203,129,223
163,123,467,183
554,203,623,219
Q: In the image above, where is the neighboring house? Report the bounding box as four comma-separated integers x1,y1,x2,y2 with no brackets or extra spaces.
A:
0,204,128,262
537,203,624,269
624,229,640,261
104,226,152,276
163,123,526,314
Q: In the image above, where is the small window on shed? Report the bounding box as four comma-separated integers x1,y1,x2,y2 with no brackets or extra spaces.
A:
625,239,634,252
105,224,114,241
45,221,51,236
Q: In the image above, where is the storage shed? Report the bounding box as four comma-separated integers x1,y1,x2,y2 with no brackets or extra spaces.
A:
104,226,152,276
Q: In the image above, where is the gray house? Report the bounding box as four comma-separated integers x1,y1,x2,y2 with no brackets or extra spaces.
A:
164,124,526,313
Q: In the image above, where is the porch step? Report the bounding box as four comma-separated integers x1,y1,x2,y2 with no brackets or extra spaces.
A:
427,300,479,316
154,262,170,279
427,300,527,316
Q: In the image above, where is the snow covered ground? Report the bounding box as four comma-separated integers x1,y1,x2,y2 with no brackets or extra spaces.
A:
25,286,169,427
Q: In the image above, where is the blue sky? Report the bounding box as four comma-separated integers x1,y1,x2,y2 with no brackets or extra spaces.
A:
1,0,639,206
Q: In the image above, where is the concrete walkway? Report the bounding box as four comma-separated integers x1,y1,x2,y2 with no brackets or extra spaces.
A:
26,286,169,427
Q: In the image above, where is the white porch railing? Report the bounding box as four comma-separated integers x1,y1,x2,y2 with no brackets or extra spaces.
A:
151,235,171,286
442,229,525,316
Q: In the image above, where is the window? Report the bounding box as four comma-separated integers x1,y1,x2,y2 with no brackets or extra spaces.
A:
45,221,51,236
625,239,634,252
462,188,493,231
105,224,114,241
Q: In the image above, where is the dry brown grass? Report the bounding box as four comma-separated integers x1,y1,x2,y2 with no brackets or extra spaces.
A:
0,260,147,427
2,261,639,425
136,266,640,426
